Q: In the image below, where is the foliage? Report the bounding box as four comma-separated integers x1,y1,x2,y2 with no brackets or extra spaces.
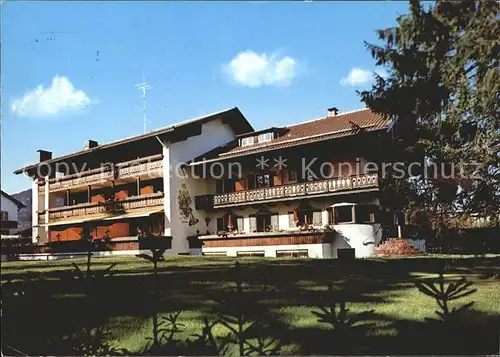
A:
53,326,127,356
211,262,281,356
311,284,374,353
415,272,477,323
361,0,500,219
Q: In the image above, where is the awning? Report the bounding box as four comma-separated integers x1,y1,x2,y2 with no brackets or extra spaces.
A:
46,208,164,227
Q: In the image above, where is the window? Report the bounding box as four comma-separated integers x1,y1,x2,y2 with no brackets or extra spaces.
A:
240,137,255,147
258,132,274,143
237,251,265,257
355,205,378,223
257,213,271,232
296,209,321,226
253,212,278,232
288,170,298,182
216,217,225,232
277,250,308,258
334,205,354,224
217,214,241,232
204,251,227,256
1,211,8,221
256,173,272,188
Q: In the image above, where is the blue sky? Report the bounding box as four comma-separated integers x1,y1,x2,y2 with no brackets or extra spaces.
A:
1,1,410,194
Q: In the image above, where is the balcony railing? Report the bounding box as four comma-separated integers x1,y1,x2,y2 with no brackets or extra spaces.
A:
43,192,164,223
210,173,378,207
38,154,163,192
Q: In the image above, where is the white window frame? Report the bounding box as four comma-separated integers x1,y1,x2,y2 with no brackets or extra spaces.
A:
240,137,255,147
258,132,274,143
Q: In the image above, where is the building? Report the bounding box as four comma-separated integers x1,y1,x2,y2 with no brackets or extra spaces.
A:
14,108,253,254
188,107,396,258
1,190,26,237
14,106,399,258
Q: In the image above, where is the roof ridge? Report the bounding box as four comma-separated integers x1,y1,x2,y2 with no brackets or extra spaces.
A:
287,107,370,128
100,107,239,147
0,190,26,209
220,123,378,156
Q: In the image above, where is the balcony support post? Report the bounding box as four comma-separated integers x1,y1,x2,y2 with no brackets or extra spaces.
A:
87,185,91,203
137,177,140,196
66,189,70,206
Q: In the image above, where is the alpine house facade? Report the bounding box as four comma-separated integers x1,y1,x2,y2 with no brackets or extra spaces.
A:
15,106,397,259
14,108,253,255
188,107,396,258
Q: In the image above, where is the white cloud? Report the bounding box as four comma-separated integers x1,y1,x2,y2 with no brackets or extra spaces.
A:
11,75,94,118
340,67,388,86
224,50,297,88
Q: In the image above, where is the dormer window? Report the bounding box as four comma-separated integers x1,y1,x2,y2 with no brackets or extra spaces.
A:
258,132,274,143
240,137,255,147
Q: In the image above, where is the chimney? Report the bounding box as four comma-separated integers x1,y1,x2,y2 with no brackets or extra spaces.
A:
327,107,339,117
84,140,99,150
37,150,52,162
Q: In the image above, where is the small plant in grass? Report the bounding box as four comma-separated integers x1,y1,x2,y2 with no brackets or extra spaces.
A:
311,283,374,353
54,326,128,356
71,229,116,282
415,272,477,323
212,262,281,356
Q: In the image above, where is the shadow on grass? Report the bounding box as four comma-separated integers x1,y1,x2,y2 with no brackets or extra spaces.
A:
1,256,499,355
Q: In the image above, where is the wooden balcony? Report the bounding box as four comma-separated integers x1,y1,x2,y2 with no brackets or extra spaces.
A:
208,173,378,208
42,192,164,224
38,154,163,193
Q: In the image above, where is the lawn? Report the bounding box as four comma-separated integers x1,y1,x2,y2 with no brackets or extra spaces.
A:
2,254,499,355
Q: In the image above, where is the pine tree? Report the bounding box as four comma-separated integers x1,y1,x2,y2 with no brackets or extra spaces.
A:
360,0,499,221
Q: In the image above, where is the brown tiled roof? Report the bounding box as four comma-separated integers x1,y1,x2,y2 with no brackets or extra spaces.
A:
190,108,391,164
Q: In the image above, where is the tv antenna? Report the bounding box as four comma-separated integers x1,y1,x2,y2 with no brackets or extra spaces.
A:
135,75,152,133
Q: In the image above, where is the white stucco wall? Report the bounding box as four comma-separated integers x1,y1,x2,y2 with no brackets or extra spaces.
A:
161,118,239,254
1,195,19,223
1,194,19,235
331,223,383,258
203,243,332,258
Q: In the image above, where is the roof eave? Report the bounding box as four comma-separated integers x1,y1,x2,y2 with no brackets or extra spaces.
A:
14,107,253,175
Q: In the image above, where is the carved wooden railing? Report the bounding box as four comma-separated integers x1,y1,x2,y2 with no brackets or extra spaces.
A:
43,192,164,223
38,154,163,192
210,173,378,207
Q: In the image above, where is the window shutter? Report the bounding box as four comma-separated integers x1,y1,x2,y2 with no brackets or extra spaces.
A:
288,212,295,228
313,211,323,226
249,216,257,232
236,217,244,231
270,214,279,231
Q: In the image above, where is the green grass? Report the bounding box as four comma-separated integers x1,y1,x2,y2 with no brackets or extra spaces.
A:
2,255,499,355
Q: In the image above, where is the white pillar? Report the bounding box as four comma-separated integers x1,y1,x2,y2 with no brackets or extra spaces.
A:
31,178,39,243
43,176,50,243
162,144,171,237
322,209,330,226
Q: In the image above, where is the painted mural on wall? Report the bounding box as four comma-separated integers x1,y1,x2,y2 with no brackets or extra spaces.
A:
178,183,199,226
